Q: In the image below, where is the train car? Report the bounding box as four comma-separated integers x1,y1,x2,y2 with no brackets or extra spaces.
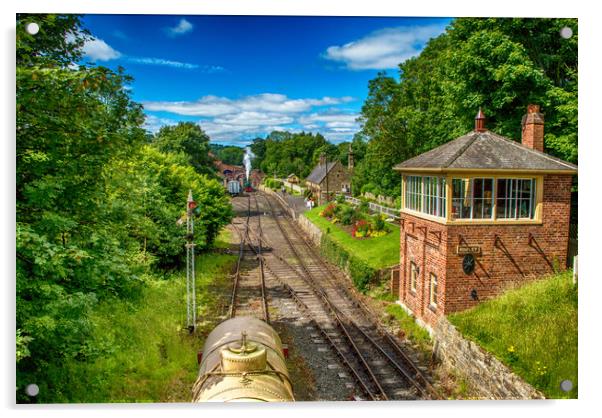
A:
227,179,241,196
192,317,294,402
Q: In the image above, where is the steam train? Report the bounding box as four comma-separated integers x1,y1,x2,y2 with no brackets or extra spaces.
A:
192,317,294,402
226,179,254,196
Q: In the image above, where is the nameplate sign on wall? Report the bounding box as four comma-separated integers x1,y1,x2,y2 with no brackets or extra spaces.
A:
456,245,481,255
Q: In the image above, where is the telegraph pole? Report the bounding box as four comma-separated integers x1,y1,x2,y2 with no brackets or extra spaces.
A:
186,190,197,333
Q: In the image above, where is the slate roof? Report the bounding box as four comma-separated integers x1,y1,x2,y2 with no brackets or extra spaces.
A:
394,130,577,172
306,161,338,184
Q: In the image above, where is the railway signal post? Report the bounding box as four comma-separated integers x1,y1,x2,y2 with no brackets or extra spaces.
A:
186,190,197,333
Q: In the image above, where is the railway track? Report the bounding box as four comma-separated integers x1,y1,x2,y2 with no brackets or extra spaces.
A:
228,195,269,323
256,191,440,400
226,192,439,400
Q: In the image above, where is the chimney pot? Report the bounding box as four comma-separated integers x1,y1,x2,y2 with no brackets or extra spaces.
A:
527,104,540,114
475,108,487,132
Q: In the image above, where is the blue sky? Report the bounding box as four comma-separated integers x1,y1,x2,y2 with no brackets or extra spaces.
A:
79,15,452,146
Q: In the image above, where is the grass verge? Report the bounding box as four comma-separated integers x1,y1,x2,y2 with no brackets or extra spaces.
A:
448,271,577,399
54,230,236,402
304,204,399,270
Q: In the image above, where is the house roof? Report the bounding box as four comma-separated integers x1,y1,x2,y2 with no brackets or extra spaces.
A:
394,130,577,173
306,161,338,184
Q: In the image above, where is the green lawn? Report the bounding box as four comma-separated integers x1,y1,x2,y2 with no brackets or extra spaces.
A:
304,204,400,269
53,229,237,402
448,271,578,399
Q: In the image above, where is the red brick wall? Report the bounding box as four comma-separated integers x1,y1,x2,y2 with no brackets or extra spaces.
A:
398,174,573,326
399,214,449,326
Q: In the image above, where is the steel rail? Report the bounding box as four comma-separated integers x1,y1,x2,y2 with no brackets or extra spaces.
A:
266,191,441,399
228,195,270,323
245,197,380,400
253,194,270,324
261,193,388,400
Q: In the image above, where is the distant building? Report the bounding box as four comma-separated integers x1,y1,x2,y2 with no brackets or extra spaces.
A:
305,154,351,205
394,105,577,328
287,174,300,184
212,158,264,188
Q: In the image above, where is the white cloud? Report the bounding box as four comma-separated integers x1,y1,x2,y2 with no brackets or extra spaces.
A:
144,114,179,133
213,112,294,127
143,94,355,117
299,112,359,129
323,24,447,70
69,31,206,70
144,94,360,144
82,36,122,61
127,57,199,69
167,18,194,37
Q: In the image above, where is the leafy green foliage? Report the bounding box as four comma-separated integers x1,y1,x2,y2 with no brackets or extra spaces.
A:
354,18,578,196
251,131,332,178
209,143,245,166
24,248,236,403
339,205,356,226
17,14,88,67
16,14,233,402
152,122,214,176
264,178,283,190
104,146,233,267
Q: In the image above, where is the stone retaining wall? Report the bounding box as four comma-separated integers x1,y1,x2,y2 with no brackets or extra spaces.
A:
433,317,545,399
297,214,323,246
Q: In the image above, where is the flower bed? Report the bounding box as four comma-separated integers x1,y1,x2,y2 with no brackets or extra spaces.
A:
319,202,390,239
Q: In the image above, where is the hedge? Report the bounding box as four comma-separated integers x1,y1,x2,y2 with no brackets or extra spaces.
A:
319,230,376,292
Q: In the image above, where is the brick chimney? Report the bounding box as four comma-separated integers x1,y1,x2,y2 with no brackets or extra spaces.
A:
348,143,354,171
319,153,326,166
475,108,487,132
521,104,544,152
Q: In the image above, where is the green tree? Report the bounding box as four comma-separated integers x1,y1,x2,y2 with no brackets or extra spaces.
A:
259,131,331,178
152,122,214,176
354,18,578,197
16,14,233,401
209,144,245,166
17,14,88,67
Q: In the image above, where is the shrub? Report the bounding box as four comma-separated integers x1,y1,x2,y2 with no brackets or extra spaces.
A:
319,233,375,293
265,178,283,190
335,194,346,204
352,219,371,238
360,183,377,195
358,199,369,214
340,205,356,225
373,214,386,232
320,202,337,218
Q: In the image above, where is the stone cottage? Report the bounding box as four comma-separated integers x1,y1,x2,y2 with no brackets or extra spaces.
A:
305,154,351,205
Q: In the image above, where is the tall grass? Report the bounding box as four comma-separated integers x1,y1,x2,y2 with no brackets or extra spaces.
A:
50,231,236,403
449,271,577,399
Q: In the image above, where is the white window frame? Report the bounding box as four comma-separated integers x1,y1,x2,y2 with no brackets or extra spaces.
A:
410,261,418,293
404,175,447,218
496,178,536,220
429,273,438,309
